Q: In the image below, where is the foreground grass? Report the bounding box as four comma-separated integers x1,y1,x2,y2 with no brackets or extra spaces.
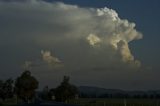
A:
68,98,160,106
1,98,160,106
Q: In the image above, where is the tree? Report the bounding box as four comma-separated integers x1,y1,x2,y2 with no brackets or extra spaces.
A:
54,76,78,102
0,79,14,101
15,70,38,103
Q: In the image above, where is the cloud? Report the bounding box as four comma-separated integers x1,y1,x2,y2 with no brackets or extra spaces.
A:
0,0,143,69
0,0,144,88
22,50,62,70
87,34,101,46
97,7,119,21
117,40,141,67
41,50,61,65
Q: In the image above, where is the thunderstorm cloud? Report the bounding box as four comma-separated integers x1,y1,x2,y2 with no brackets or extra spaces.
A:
0,0,143,70
0,0,144,88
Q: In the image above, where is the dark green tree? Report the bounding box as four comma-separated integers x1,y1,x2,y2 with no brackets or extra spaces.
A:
15,70,38,103
54,76,78,102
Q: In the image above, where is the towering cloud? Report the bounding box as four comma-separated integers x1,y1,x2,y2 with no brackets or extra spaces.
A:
0,0,144,88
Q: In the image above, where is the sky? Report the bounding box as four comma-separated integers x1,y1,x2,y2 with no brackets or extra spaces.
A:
0,0,160,90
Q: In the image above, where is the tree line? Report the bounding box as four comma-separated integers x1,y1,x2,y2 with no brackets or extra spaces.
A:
1,70,160,104
0,70,78,103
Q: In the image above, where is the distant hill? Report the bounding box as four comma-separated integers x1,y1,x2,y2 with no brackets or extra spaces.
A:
79,86,125,97
78,86,160,98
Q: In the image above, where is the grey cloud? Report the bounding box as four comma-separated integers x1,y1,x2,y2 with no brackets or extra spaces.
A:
0,0,143,70
0,0,144,89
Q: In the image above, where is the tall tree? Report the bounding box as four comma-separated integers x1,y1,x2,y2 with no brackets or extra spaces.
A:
54,76,78,102
15,70,38,103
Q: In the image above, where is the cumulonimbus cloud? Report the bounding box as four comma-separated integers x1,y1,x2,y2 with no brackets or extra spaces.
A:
0,0,143,72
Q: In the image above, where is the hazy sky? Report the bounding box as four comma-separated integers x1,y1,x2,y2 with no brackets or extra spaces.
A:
0,0,160,90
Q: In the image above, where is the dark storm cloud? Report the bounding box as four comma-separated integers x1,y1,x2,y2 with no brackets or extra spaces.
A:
0,0,146,89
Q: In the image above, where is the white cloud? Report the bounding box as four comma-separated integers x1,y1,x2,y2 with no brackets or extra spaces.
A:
87,34,101,46
97,7,119,21
41,50,61,65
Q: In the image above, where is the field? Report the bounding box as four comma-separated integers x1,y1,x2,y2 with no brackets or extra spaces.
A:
1,98,160,106
68,98,160,106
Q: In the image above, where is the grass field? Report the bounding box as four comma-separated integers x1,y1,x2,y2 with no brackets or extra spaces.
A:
68,98,160,106
1,98,160,106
